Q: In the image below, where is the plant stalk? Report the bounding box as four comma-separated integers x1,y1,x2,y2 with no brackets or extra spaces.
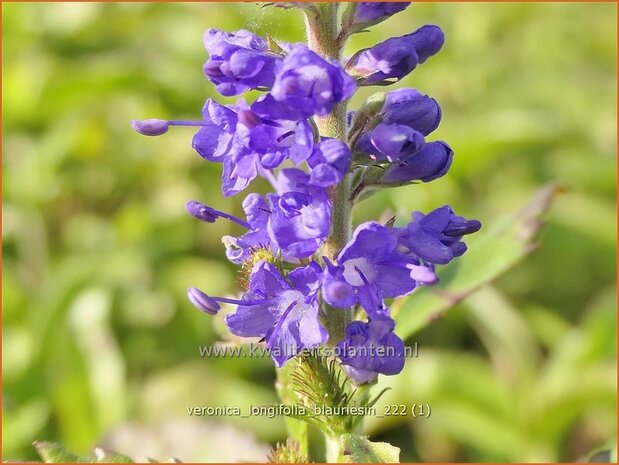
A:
305,2,354,347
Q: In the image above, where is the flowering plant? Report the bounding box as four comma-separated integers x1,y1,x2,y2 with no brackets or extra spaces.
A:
133,2,481,461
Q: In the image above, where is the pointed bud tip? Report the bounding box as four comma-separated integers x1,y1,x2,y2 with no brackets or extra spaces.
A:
187,287,220,315
131,119,169,136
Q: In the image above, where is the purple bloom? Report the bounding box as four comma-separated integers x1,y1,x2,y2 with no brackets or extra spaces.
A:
268,45,356,120
307,138,352,187
214,170,331,262
225,261,328,367
355,123,425,162
192,99,314,196
348,2,411,32
203,29,281,96
380,141,454,184
346,25,445,85
381,88,442,136
267,169,331,257
322,222,435,313
398,205,481,265
337,315,405,384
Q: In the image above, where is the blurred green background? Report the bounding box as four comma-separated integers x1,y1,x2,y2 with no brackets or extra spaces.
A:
2,2,617,462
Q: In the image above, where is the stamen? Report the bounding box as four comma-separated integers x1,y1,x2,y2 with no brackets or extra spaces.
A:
188,287,270,313
131,119,209,137
186,200,251,229
276,130,295,143
267,300,298,347
354,265,371,286
187,287,221,315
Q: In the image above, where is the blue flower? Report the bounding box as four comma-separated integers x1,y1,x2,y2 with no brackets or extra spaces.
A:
203,29,281,96
398,205,481,265
322,222,436,314
266,45,356,120
337,315,405,384
191,99,314,196
307,138,352,187
225,261,328,367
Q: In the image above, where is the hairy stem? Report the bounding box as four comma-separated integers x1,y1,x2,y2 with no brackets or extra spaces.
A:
305,3,353,346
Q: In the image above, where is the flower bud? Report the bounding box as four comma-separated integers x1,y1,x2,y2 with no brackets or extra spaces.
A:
380,141,453,184
342,2,411,35
382,88,442,136
346,25,445,85
356,123,425,162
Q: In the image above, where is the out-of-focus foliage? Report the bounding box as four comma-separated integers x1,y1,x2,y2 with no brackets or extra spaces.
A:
2,2,616,462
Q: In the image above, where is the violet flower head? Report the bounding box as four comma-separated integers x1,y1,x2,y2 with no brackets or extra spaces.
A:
337,315,405,384
203,29,281,96
269,45,356,120
346,25,445,85
225,261,328,367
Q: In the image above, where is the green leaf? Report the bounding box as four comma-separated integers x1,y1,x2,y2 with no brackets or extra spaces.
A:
33,441,85,463
394,184,562,339
340,434,400,463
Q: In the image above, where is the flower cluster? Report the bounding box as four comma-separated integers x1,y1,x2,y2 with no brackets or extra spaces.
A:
133,3,480,385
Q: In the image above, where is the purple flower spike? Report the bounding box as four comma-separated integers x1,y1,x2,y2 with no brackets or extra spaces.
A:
380,141,454,184
203,29,281,96
346,25,445,85
269,45,356,120
337,315,405,385
187,287,221,315
356,123,426,162
225,262,328,367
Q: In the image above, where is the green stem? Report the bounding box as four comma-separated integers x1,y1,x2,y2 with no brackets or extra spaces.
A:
325,435,343,463
305,5,355,462
305,3,353,346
